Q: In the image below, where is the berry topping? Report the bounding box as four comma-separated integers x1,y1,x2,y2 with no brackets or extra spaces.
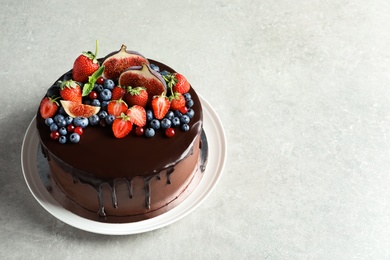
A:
111,86,126,100
135,126,145,136
112,113,133,138
107,99,128,117
70,133,81,143
151,93,170,120
145,128,155,138
60,80,82,103
163,72,190,94
170,92,186,110
50,131,60,140
72,40,100,83
126,105,146,127
39,96,60,119
124,86,148,108
165,128,175,137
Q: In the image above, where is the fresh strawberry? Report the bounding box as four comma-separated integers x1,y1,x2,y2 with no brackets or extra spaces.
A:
126,105,146,127
163,72,190,94
151,93,170,119
124,86,148,107
112,113,133,138
111,86,126,100
170,92,186,110
72,41,100,83
107,99,128,117
39,96,60,119
60,80,82,103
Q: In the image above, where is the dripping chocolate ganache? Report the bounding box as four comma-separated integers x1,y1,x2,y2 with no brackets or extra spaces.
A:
36,43,207,222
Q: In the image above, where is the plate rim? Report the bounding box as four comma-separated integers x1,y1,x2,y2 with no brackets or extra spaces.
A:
21,95,227,235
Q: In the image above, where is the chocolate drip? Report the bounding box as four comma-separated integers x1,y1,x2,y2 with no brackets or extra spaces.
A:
97,185,106,217
144,176,154,209
166,167,175,184
126,178,133,199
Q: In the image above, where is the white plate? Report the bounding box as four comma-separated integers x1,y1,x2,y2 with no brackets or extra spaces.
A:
21,95,227,235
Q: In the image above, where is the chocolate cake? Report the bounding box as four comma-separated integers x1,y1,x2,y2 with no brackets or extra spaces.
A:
36,43,207,222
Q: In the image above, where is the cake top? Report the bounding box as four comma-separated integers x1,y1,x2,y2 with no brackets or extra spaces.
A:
36,41,203,178
38,41,197,143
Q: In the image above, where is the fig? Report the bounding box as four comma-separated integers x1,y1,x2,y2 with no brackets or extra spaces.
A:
102,45,149,80
119,64,167,99
60,100,100,118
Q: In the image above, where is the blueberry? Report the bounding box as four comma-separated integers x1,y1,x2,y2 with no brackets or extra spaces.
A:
58,127,67,136
69,133,81,143
58,136,67,144
186,99,194,108
180,115,190,124
45,118,54,126
101,101,109,111
95,84,104,93
88,114,100,126
181,124,190,132
150,119,160,130
160,118,172,129
160,70,170,76
57,106,67,115
187,108,195,118
146,110,154,121
98,110,108,119
65,116,73,125
84,99,92,105
150,64,160,72
105,114,115,125
73,116,89,128
145,128,155,138
46,84,60,97
183,93,192,101
103,79,115,90
99,89,112,101
91,99,101,107
172,117,180,127
164,110,174,120
54,114,65,124
174,110,183,118
49,123,58,132
57,118,67,127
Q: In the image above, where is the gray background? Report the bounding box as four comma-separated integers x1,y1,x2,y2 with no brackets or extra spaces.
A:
1,0,390,259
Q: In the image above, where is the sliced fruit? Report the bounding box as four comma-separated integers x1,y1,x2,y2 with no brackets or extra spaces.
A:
124,86,148,107
39,96,60,119
107,99,128,117
60,80,82,103
126,105,146,127
119,64,167,100
60,100,100,118
112,113,133,138
102,44,149,80
151,93,170,119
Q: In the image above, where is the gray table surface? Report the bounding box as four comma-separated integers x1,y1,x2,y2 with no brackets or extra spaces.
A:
1,0,390,259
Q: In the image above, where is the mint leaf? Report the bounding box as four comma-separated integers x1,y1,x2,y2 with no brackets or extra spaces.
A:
82,65,105,96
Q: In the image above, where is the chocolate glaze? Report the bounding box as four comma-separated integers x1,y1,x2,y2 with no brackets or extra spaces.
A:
36,58,207,222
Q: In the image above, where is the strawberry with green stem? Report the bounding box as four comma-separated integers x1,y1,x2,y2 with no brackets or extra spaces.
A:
124,86,148,107
112,113,133,138
73,40,100,83
60,80,82,103
39,96,60,119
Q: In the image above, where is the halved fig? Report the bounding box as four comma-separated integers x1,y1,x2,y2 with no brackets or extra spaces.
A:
102,45,149,80
119,64,167,99
60,100,100,118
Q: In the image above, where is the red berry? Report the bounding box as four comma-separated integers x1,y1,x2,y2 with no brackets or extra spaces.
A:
89,91,98,99
74,126,83,135
135,126,144,136
165,128,175,137
39,96,59,119
151,93,170,119
67,124,75,132
96,76,104,85
179,106,188,114
50,131,60,140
